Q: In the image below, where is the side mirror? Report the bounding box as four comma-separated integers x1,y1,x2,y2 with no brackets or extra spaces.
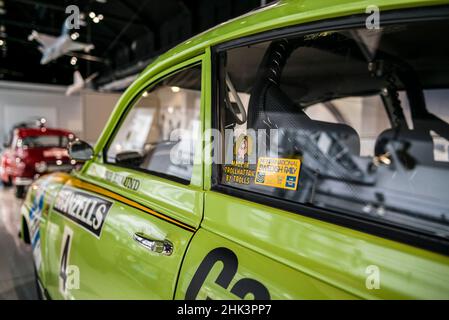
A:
69,140,94,162
116,151,144,167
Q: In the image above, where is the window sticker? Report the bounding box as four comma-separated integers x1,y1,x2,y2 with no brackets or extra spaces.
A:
223,134,257,185
255,157,301,191
223,161,256,185
104,170,141,191
53,186,112,238
235,134,253,163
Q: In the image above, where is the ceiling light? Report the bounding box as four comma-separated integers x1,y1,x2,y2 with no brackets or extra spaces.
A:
171,86,180,93
93,17,100,23
0,39,4,46
142,91,148,97
97,14,104,20
70,32,79,40
70,57,77,65
0,1,5,15
89,11,96,19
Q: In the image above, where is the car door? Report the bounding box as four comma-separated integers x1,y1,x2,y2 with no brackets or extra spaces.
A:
43,56,205,299
175,15,449,300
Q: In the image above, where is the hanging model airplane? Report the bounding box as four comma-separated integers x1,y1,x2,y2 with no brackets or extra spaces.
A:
28,16,98,65
66,71,98,96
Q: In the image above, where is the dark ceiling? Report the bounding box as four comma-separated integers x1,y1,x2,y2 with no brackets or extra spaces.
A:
0,0,262,87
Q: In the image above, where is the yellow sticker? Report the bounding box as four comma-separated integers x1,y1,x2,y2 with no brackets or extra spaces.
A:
255,157,301,190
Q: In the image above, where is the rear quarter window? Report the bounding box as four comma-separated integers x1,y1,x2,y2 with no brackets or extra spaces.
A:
215,19,449,241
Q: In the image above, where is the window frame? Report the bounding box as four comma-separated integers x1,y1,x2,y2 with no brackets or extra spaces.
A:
102,60,203,186
210,5,449,256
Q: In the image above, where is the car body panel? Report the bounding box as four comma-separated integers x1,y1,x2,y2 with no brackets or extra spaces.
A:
199,192,449,299
83,162,202,230
175,229,356,300
40,175,194,299
21,173,72,286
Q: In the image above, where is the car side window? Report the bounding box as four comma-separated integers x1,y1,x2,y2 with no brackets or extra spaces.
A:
107,65,202,183
216,20,449,240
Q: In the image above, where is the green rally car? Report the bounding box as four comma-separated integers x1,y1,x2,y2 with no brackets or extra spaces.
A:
20,0,449,299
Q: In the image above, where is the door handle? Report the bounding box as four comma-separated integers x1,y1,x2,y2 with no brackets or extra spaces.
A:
133,232,173,256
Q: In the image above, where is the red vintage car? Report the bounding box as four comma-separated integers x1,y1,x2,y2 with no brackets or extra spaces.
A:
0,126,76,198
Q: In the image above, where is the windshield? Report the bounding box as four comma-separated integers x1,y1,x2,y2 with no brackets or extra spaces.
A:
19,135,70,148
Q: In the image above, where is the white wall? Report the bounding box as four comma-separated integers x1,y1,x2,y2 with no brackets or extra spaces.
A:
82,92,121,145
0,81,120,146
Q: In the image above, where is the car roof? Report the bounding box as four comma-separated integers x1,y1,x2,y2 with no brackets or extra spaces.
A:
142,0,445,76
16,127,74,138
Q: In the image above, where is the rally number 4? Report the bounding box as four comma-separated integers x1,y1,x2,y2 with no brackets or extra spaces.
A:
59,226,74,297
